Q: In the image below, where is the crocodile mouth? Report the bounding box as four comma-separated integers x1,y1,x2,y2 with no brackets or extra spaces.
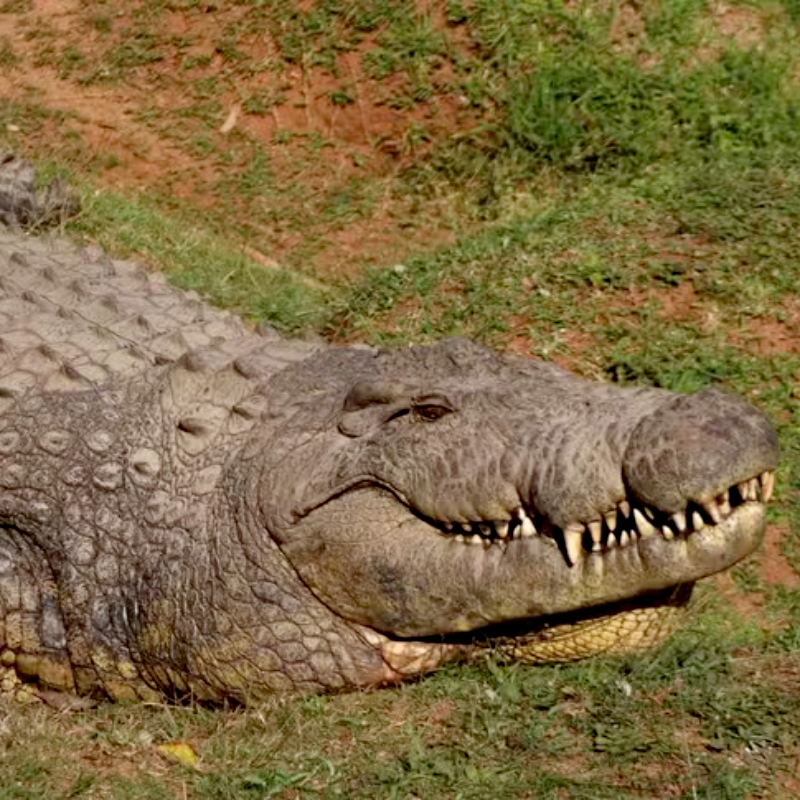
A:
429,470,775,566
282,470,772,641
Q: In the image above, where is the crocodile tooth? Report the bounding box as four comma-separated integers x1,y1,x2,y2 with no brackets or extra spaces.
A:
607,533,618,548
748,478,759,501
468,535,482,546
564,524,585,565
604,508,618,532
618,499,631,518
702,500,721,524
644,506,656,522
455,534,465,543
671,511,687,533
737,481,750,502
717,489,731,518
520,515,537,538
588,520,603,552
480,522,495,538
760,471,775,502
661,525,674,541
443,522,454,532
691,511,705,532
619,530,631,547
633,508,657,538
495,521,510,539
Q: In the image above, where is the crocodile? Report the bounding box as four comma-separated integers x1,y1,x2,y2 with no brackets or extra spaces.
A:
0,156,778,702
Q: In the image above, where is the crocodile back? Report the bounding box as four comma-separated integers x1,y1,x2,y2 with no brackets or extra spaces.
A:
0,230,264,405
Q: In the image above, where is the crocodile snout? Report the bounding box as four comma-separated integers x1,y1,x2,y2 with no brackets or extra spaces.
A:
623,388,779,513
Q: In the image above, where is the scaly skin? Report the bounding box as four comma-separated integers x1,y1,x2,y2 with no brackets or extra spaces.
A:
0,158,779,703
0,152,78,229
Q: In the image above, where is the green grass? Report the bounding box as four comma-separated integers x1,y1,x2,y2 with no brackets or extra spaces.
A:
1,0,800,796
1,609,798,797
71,188,331,333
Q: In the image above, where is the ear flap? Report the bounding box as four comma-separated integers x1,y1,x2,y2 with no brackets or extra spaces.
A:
339,380,413,438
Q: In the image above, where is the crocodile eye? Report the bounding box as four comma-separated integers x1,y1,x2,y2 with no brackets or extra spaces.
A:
413,404,451,422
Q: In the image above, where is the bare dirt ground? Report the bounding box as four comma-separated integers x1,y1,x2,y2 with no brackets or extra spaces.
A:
0,0,486,277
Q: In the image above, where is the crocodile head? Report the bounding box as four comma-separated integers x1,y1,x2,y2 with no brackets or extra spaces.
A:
239,339,777,676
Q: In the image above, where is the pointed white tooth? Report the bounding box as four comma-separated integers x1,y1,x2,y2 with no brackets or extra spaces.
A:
520,516,536,538
588,520,603,552
748,478,759,501
455,534,465,543
671,511,687,533
469,535,482,546
737,482,750,503
717,490,731,517
444,522,454,532
761,471,775,502
488,522,508,539
604,509,618,532
618,500,631,518
564,524,585,565
644,506,656,522
691,511,705,532
702,500,721,524
619,530,631,547
607,533,618,548
661,525,674,540
495,522,509,539
633,508,657,538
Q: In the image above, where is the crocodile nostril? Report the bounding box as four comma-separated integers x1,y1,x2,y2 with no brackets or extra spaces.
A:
623,389,778,514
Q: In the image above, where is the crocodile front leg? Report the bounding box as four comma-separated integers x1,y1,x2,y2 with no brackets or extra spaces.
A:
0,528,73,698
